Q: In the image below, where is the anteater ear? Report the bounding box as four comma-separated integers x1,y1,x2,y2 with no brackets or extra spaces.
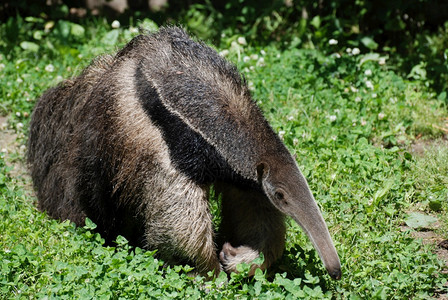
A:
256,162,270,182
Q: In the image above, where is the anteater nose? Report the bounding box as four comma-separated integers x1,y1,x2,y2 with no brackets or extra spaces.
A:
329,268,342,280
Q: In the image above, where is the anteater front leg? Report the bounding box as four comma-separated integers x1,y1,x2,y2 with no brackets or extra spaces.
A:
142,173,221,277
215,182,286,275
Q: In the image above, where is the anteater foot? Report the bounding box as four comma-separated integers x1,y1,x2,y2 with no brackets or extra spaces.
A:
219,242,262,275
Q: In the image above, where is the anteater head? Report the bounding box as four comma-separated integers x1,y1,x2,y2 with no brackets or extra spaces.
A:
256,154,342,280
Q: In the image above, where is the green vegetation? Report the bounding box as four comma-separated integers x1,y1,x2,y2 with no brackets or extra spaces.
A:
1,3,448,298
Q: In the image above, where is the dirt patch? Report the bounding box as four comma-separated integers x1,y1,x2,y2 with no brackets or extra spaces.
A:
437,240,448,272
0,116,31,184
410,137,448,157
401,219,448,298
409,227,448,263
0,116,17,153
401,222,447,253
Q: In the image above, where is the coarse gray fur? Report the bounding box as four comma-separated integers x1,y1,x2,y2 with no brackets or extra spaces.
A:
27,27,341,279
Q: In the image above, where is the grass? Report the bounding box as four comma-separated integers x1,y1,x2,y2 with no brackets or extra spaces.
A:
1,15,448,299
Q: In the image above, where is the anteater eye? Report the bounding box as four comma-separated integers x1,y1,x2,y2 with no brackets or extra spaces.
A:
275,191,284,200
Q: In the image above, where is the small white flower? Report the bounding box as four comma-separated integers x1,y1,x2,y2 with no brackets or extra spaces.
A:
331,135,337,141
16,77,23,83
355,96,361,102
250,54,259,60
111,20,120,29
0,63,5,71
276,54,281,59
329,39,338,45
219,49,229,57
45,64,55,72
346,48,352,54
243,56,250,63
260,49,266,56
390,97,397,103
329,115,337,122
352,48,361,55
331,173,337,180
361,118,367,126
365,80,374,90
278,130,286,139
372,93,377,98
350,86,358,93
129,27,139,33
287,115,294,121
334,109,340,114
378,112,385,120
16,122,24,129
379,57,386,65
249,66,255,71
257,57,265,66
364,69,372,76
248,81,254,90
237,37,247,45
331,53,341,58
1,148,7,153
15,112,21,117
368,198,373,206
293,138,299,145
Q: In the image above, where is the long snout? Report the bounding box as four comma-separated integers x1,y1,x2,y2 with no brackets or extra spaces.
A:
290,201,341,280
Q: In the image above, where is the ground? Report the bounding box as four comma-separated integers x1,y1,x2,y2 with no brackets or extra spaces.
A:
1,114,447,296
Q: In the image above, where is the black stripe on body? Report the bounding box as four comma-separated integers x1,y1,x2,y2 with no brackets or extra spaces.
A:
135,66,256,188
